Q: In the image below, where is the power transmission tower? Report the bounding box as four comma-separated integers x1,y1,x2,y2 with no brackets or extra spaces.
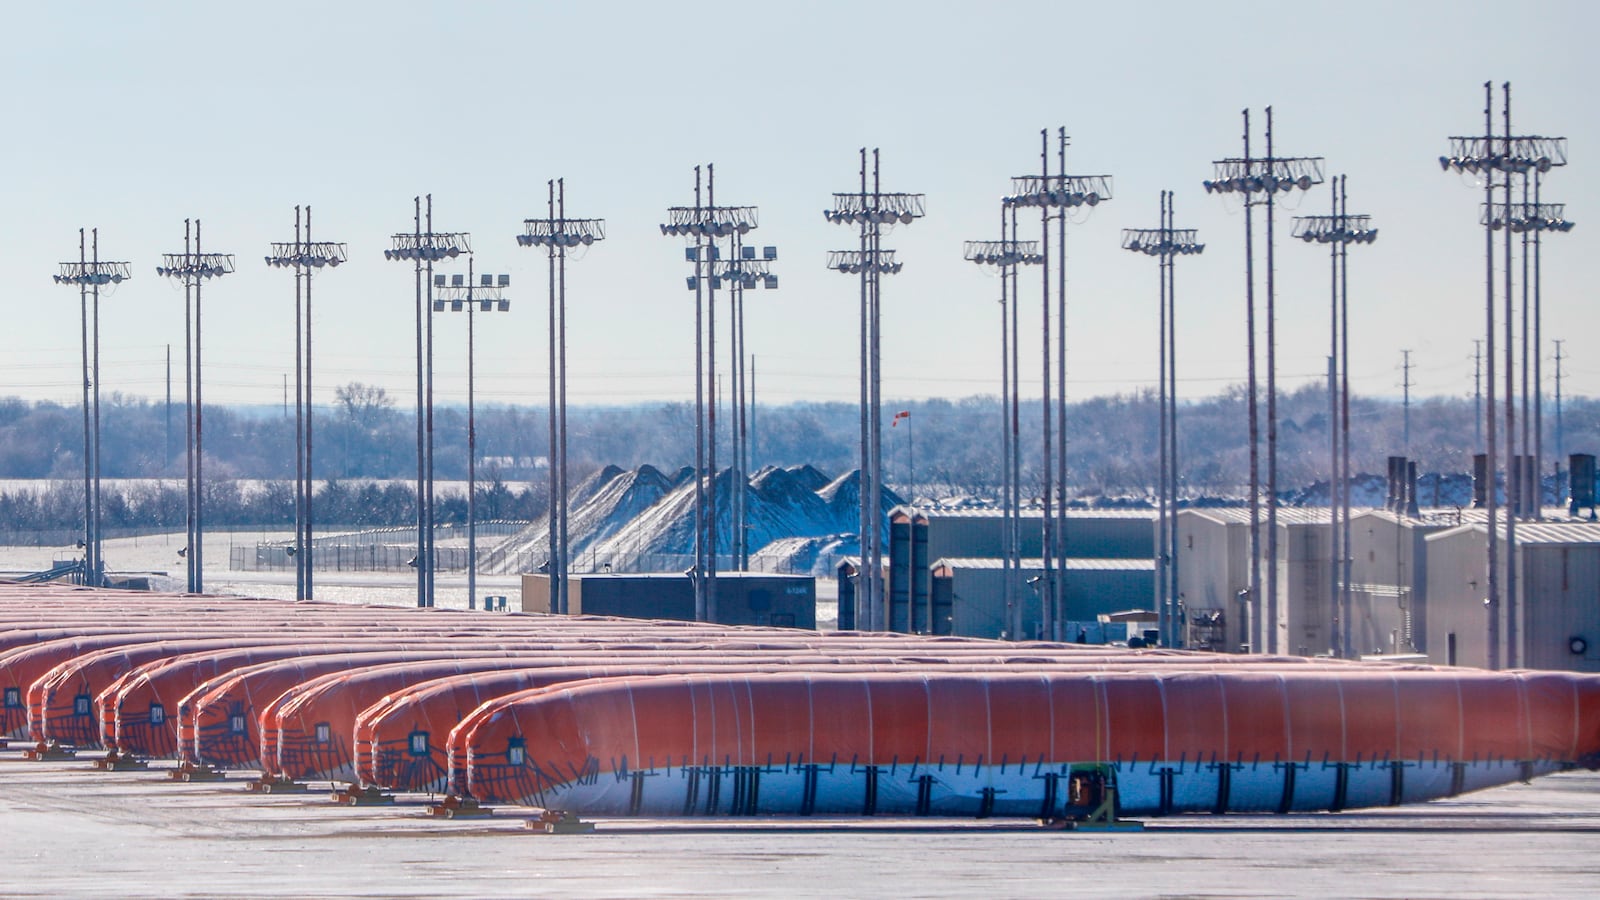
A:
1401,349,1414,455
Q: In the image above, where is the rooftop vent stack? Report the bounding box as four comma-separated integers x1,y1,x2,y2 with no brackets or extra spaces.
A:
1509,455,1523,519
1473,453,1489,509
1405,460,1421,518
1387,456,1405,511
1570,453,1597,520
1522,455,1540,518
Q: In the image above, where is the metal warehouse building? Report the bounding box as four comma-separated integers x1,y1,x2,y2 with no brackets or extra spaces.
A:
1424,521,1600,672
520,571,817,629
1175,507,1331,654
928,557,1156,640
885,506,1155,637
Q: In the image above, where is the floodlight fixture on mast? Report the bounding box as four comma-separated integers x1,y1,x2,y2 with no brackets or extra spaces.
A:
157,220,235,594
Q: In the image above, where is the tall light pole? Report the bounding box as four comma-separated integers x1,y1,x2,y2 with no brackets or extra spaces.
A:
662,165,759,622
1293,177,1377,658
1006,141,1113,641
1204,109,1324,654
53,231,130,586
964,234,1042,640
1554,339,1567,495
713,239,778,572
156,222,233,593
434,258,509,611
1122,192,1204,649
1531,175,1574,516
825,149,924,633
1482,197,1573,517
265,207,346,601
384,198,469,608
1439,83,1566,667
519,179,604,614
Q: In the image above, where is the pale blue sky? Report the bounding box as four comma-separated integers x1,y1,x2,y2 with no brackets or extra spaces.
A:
2,0,1595,416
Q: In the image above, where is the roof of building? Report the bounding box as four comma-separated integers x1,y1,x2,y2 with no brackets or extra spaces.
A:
891,505,1157,521
1424,521,1600,546
932,557,1156,572
569,571,815,581
1181,507,1343,526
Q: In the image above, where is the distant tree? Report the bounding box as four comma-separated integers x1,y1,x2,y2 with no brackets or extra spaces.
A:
332,382,402,477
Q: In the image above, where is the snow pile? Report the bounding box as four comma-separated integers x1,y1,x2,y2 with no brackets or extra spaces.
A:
486,464,898,576
483,464,672,574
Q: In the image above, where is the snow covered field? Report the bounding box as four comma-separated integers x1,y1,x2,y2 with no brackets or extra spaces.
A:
0,530,839,624
1,752,1597,898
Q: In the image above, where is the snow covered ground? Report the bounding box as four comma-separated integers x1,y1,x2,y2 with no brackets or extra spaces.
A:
0,529,840,624
1,752,1596,898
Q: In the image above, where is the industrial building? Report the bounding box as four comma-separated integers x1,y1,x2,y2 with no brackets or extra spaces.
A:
1175,501,1599,670
1344,509,1454,656
520,571,817,629
1174,507,1330,654
921,557,1155,640
879,506,1156,639
1423,521,1600,671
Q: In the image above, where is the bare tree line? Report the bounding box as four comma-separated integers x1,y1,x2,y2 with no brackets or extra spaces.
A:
0,382,1594,531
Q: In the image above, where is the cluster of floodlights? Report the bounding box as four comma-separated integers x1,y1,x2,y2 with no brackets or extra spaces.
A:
822,193,926,225
156,255,235,279
1204,157,1324,196
1480,202,1576,233
1292,216,1379,245
383,234,470,261
685,258,779,290
1439,137,1567,175
659,206,759,237
54,262,132,286
826,249,903,274
963,240,1044,266
1203,173,1316,194
518,219,605,247
685,245,780,290
431,273,510,311
1119,230,1207,255
263,243,348,268
1004,175,1114,209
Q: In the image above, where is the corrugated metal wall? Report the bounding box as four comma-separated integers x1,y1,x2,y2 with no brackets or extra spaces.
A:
1523,545,1600,673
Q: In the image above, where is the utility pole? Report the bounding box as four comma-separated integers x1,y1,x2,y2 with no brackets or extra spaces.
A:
1554,339,1566,493
1401,350,1414,456
164,341,171,470
1473,338,1483,447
